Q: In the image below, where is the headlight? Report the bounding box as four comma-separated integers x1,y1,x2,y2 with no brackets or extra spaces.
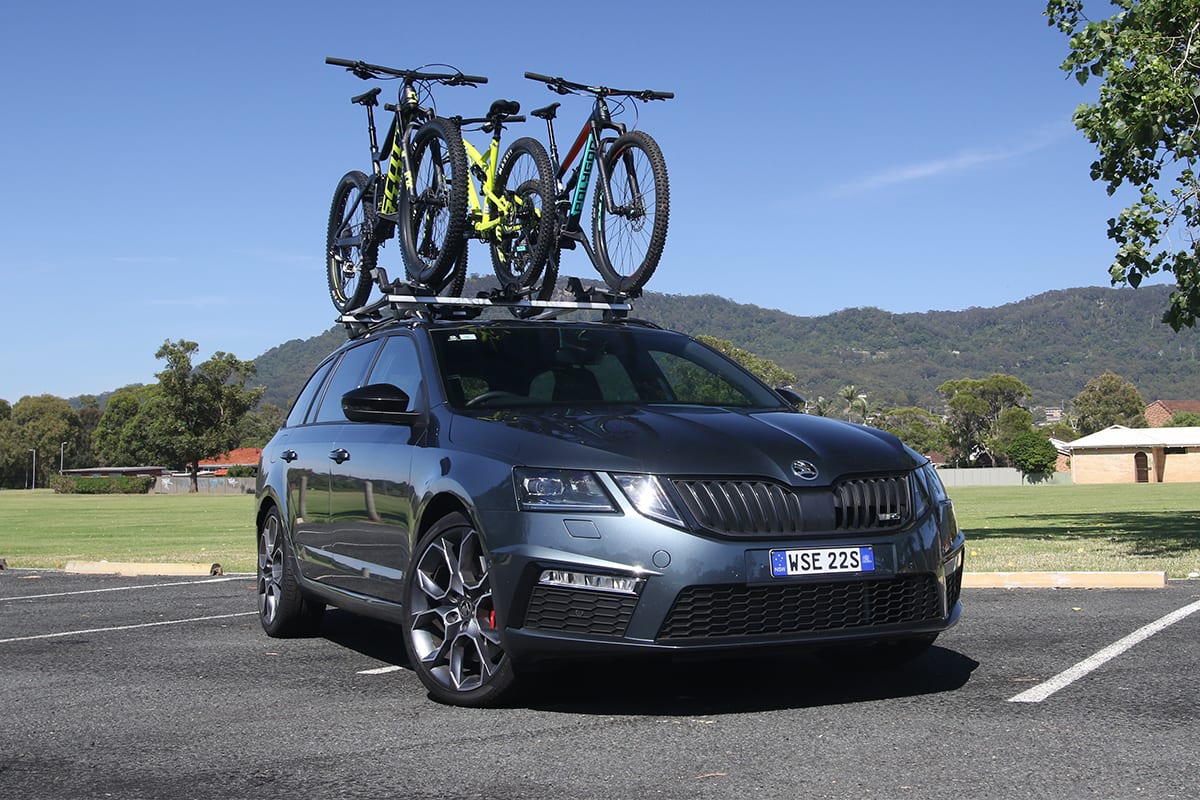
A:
612,473,685,527
514,468,616,512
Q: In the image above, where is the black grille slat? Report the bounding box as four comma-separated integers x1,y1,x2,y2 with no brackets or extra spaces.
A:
672,479,804,536
523,586,637,636
834,475,911,530
657,575,941,641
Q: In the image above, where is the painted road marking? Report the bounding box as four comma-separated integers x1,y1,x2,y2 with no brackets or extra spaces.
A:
0,612,257,644
1009,598,1200,703
0,576,246,602
358,665,404,675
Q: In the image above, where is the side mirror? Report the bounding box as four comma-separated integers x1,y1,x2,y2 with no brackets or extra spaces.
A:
775,387,806,411
342,383,421,424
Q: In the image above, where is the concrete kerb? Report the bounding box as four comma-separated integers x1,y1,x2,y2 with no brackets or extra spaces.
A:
63,561,224,577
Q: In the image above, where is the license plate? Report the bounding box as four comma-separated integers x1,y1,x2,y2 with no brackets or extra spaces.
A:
770,546,875,577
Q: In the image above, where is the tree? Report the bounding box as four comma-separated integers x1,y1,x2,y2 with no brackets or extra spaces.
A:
92,385,171,467
874,406,950,455
9,395,83,488
1008,431,1061,478
154,340,264,492
695,335,797,387
937,375,1034,466
1165,411,1200,425
1046,0,1200,330
1073,370,1147,434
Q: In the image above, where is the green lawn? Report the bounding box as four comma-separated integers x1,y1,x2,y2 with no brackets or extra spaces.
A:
1,482,1198,578
949,483,1200,578
0,490,256,573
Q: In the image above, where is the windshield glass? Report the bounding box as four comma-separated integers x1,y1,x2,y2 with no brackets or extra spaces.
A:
430,324,788,411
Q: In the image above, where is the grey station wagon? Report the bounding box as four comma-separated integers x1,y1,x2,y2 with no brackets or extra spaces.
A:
255,307,964,706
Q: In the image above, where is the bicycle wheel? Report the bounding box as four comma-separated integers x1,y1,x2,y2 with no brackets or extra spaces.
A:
591,129,670,295
489,137,556,293
399,117,468,291
326,170,377,313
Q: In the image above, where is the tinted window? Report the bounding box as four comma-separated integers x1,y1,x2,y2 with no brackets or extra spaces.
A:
367,335,422,405
430,325,785,410
285,359,335,427
314,340,382,423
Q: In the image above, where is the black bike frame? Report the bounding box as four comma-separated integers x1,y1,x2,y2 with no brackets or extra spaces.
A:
544,98,630,241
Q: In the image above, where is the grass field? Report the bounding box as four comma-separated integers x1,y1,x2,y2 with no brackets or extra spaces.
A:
0,483,1198,577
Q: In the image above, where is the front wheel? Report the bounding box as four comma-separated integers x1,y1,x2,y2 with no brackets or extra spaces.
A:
591,129,670,295
399,117,468,291
489,137,557,294
401,512,517,707
326,170,378,313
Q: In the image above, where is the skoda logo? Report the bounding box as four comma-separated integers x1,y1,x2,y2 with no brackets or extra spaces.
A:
791,459,819,480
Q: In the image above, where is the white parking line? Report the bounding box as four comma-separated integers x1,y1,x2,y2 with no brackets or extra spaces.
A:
0,576,246,602
0,612,257,644
358,665,404,675
1009,598,1200,703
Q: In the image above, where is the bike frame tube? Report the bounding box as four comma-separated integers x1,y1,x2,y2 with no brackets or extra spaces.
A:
461,136,510,237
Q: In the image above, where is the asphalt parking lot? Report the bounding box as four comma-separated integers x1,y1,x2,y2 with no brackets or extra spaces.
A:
1,569,1198,800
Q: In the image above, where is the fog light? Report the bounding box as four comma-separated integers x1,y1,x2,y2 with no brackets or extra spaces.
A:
538,569,643,595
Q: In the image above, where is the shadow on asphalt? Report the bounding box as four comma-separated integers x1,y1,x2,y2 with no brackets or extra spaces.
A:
316,608,979,715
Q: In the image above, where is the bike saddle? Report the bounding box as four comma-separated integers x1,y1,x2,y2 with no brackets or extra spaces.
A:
531,102,560,121
489,99,521,118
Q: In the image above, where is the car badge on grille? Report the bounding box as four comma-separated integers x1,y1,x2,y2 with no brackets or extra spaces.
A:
791,459,819,480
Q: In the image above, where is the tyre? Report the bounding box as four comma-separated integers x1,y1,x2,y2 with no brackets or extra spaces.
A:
591,129,670,295
489,137,556,294
257,506,325,637
399,117,468,291
401,512,517,707
326,170,377,313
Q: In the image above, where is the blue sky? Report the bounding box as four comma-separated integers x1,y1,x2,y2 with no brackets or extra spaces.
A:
0,0,1142,402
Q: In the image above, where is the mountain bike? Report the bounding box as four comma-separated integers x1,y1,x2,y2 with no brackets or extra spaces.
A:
325,57,485,312
524,71,673,296
451,100,557,301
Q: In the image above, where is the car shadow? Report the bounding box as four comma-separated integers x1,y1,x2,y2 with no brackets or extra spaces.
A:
520,646,979,715
315,610,978,715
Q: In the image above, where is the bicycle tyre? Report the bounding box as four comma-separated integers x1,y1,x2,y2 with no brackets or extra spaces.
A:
489,137,556,293
399,117,468,290
326,170,377,313
591,129,670,295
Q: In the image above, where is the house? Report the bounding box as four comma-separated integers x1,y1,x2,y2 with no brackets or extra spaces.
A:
63,466,171,478
197,447,262,476
1067,425,1200,484
1143,399,1200,427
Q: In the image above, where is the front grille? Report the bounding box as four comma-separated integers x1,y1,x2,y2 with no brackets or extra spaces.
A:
946,565,963,610
833,475,911,530
670,479,804,535
656,574,940,641
523,585,637,636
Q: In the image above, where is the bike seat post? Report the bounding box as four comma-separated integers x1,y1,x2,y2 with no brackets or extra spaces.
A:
365,103,381,170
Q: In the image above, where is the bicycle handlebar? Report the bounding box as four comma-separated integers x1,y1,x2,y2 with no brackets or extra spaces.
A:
327,57,488,86
524,71,673,101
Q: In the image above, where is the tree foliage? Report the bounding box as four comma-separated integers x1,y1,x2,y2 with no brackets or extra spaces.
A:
154,340,263,492
937,375,1034,467
1047,0,1200,329
873,406,950,455
1007,431,1061,477
1166,410,1200,425
1073,370,1148,433
694,335,797,388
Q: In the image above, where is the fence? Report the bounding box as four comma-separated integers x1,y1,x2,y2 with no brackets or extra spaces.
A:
153,476,256,495
936,468,1072,487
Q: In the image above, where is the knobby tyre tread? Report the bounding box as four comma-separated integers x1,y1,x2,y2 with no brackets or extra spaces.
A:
400,118,469,292
489,137,557,295
326,170,377,313
591,129,670,295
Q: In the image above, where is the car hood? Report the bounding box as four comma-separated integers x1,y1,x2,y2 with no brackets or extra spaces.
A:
448,405,918,485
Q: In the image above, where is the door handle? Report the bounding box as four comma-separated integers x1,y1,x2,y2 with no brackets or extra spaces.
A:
280,449,298,463
329,448,351,464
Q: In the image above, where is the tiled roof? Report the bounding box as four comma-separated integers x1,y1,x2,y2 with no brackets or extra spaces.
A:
199,447,263,467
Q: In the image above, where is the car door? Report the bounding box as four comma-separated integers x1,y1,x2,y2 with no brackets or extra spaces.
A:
291,338,381,586
327,333,424,602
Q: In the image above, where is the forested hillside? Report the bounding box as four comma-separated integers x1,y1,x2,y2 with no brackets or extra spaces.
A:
252,278,1200,415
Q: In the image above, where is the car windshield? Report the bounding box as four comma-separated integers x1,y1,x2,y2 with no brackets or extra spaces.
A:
430,324,788,410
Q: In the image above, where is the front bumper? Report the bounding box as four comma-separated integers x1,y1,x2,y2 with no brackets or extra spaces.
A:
481,498,965,665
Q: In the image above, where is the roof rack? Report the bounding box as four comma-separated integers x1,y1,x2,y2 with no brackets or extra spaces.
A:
337,276,634,339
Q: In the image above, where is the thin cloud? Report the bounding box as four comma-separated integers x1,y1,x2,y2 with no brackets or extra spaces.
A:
831,126,1070,196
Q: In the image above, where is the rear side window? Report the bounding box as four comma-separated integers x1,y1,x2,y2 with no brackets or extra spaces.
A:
285,359,335,428
313,340,382,423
